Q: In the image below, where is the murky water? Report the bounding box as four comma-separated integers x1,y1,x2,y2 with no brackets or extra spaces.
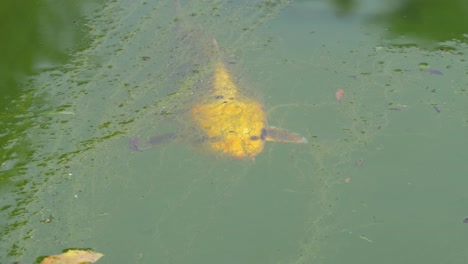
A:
1,0,468,263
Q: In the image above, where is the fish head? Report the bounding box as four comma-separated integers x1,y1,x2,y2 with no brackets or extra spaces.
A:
192,94,267,159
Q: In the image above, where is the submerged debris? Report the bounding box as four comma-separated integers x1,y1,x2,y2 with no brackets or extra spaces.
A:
426,68,443,75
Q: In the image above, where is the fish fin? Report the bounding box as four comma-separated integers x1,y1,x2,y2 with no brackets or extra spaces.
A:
264,126,308,143
129,133,177,152
148,132,177,146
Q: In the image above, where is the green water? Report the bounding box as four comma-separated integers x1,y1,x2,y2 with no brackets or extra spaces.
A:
1,0,468,263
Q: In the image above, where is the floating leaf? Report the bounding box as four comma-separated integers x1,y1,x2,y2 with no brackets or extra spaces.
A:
40,249,103,264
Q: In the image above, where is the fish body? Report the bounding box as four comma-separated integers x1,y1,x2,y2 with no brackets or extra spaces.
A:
192,54,307,159
133,0,308,159
192,60,268,158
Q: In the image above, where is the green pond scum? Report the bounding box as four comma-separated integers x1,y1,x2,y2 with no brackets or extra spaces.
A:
1,0,468,263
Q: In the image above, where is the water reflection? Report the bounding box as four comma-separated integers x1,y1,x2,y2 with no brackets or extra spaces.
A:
0,0,94,259
303,0,468,47
330,0,357,16
379,0,468,47
0,1,90,93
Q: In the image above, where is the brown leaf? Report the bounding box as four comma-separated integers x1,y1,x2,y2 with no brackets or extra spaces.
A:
41,249,103,264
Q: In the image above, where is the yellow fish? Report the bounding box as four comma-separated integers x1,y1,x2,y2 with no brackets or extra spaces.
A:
131,1,307,159
191,38,307,159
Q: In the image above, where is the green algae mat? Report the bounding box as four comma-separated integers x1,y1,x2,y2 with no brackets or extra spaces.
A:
1,0,468,263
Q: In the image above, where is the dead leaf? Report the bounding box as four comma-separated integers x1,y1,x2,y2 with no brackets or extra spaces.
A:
41,249,103,264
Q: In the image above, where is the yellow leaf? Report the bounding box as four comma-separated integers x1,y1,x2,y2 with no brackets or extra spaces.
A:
41,249,103,264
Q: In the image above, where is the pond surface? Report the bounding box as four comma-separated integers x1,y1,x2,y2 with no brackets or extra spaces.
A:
1,0,468,263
